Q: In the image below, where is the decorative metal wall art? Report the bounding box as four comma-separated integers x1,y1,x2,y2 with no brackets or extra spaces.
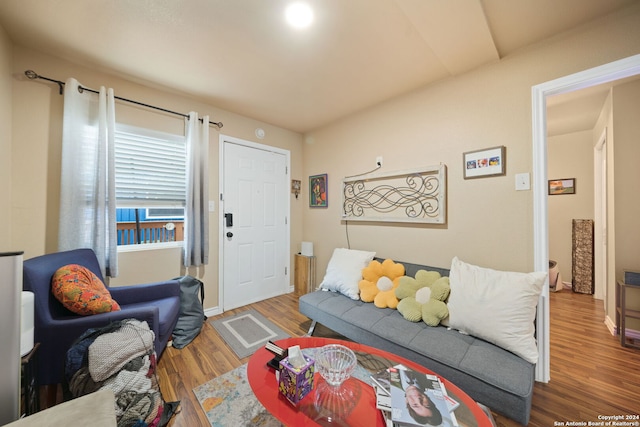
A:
342,165,446,224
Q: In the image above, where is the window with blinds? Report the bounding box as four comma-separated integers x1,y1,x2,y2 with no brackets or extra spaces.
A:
114,124,186,207
114,124,186,246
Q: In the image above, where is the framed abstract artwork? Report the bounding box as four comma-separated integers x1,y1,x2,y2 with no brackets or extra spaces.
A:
309,174,328,208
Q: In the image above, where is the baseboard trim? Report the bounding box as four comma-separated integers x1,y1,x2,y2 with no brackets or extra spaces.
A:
205,306,222,317
604,315,616,336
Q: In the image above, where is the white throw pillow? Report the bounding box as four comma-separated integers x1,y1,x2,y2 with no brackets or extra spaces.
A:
319,248,376,300
447,257,546,364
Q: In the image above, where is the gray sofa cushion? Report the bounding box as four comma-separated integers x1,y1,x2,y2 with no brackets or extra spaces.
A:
299,271,535,425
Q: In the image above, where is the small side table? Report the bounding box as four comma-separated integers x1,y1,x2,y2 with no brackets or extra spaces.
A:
616,281,640,349
21,342,40,416
294,254,316,295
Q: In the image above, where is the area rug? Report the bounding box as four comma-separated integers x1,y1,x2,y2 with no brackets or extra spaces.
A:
210,309,290,359
193,364,281,427
193,348,373,427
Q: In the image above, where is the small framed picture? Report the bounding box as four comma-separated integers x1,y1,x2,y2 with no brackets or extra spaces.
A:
463,146,506,179
548,178,576,195
291,179,301,199
309,174,328,208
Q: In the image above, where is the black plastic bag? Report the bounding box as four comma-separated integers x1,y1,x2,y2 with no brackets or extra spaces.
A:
171,275,206,349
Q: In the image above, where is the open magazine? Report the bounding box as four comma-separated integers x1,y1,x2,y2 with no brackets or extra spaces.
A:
387,366,459,427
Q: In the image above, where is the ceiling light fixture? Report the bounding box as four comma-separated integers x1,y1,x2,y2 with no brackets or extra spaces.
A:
285,2,314,29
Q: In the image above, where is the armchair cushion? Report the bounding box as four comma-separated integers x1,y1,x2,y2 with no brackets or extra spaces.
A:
51,264,120,315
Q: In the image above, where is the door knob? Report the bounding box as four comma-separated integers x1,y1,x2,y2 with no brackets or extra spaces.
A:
226,232,233,238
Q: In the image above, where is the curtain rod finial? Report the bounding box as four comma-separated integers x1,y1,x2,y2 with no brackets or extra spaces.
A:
24,70,38,80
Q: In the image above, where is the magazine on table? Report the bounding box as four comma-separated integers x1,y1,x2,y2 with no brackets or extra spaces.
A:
371,368,392,395
371,365,396,413
375,384,392,412
381,406,393,427
388,366,459,427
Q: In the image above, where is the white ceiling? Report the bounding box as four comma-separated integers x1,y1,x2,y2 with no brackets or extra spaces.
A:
0,0,637,133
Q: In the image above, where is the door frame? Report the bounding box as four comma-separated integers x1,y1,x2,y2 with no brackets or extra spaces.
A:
218,134,291,312
532,53,640,383
594,128,608,302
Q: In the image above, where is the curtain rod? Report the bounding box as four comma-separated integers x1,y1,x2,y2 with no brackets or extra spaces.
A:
24,70,223,129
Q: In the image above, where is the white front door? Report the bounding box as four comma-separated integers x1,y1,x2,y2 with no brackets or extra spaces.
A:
221,137,289,310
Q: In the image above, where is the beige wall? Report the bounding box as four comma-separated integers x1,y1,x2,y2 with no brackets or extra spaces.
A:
4,4,640,315
547,130,595,286
302,4,640,283
613,79,640,326
613,78,640,277
0,24,12,251
10,46,304,310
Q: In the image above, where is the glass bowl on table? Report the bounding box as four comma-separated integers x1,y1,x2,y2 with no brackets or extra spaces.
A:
315,344,357,387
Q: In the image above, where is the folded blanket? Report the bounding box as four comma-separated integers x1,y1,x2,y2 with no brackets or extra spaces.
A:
89,319,155,382
102,356,152,395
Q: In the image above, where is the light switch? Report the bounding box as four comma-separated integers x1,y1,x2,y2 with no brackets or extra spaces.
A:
515,173,530,191
209,201,215,212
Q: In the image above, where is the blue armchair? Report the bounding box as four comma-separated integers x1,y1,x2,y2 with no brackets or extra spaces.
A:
22,248,181,386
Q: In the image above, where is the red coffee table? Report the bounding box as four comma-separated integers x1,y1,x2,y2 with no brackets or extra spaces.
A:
247,336,493,427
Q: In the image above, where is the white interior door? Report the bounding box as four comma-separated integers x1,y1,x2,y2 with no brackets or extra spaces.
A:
221,138,289,310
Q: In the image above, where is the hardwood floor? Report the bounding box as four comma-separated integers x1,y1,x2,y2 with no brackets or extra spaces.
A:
157,290,640,427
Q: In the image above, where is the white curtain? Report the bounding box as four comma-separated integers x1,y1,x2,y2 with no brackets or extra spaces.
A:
58,78,118,278
183,112,210,267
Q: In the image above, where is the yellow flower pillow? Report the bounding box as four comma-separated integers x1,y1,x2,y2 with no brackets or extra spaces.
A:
358,259,405,308
51,264,120,315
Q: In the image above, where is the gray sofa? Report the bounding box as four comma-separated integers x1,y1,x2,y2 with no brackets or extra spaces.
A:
298,259,535,425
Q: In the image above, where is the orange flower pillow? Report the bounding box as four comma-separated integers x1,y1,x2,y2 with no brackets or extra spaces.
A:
52,264,120,315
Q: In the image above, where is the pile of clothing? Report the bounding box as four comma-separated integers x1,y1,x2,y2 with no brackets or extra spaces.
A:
66,319,179,427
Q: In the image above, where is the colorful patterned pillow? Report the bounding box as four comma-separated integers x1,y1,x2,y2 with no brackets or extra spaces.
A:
52,264,120,315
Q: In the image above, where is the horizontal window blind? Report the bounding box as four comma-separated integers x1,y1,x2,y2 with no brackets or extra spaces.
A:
115,124,186,207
